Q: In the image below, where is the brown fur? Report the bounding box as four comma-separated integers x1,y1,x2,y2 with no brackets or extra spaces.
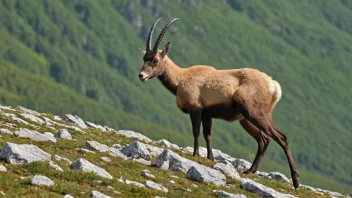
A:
139,45,299,189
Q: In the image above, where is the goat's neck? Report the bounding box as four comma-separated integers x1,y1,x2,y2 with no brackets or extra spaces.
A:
158,56,184,95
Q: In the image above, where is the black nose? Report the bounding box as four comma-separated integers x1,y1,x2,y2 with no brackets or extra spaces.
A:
138,74,143,78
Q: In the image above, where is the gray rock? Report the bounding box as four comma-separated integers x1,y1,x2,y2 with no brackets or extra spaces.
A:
49,161,63,172
31,175,54,186
215,190,247,198
156,149,202,173
71,158,113,179
213,160,241,180
186,165,226,186
170,175,179,179
121,141,151,160
240,178,297,198
186,189,192,192
265,172,291,183
106,185,115,190
53,115,63,121
90,190,112,198
0,165,7,172
142,170,156,178
16,106,40,116
108,148,128,160
192,184,198,188
133,158,152,166
231,158,252,171
116,130,152,143
85,141,110,152
85,121,107,132
113,191,121,195
145,180,168,193
156,139,180,150
19,114,45,125
5,113,30,125
0,142,51,164
69,126,85,133
100,157,111,162
54,129,72,139
182,146,234,161
0,128,13,135
42,117,55,126
63,114,88,129
170,180,175,184
63,194,74,198
145,144,164,157
125,180,146,188
54,155,72,164
14,128,57,143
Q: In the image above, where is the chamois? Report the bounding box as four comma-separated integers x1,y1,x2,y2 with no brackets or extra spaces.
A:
138,18,300,189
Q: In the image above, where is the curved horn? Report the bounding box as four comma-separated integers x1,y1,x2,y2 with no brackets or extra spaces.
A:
146,17,162,51
153,18,179,52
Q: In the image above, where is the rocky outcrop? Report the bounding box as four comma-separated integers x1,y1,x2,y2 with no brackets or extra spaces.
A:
0,142,51,164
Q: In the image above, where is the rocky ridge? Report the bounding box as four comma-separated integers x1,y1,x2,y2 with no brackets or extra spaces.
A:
0,104,348,198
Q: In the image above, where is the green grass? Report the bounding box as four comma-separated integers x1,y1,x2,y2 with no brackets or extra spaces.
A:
0,112,344,197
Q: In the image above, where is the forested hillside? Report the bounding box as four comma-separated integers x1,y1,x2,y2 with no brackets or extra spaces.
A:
0,0,351,192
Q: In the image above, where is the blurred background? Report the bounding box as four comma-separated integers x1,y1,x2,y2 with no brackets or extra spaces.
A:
0,0,351,193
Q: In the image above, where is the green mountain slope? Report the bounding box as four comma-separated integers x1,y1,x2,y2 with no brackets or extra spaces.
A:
0,0,351,192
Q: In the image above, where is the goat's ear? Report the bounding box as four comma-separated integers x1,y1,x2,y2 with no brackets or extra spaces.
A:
139,48,146,54
161,42,171,57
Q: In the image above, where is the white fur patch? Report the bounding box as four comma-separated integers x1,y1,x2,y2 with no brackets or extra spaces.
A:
267,80,276,94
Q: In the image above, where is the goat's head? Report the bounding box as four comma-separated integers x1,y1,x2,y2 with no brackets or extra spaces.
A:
139,17,179,81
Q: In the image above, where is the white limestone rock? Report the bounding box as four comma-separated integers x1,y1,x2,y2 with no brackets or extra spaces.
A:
125,180,146,188
49,161,64,172
63,114,88,129
240,178,297,198
0,165,7,172
142,170,156,179
54,129,72,139
0,142,51,164
54,155,72,164
85,141,110,152
264,172,291,183
186,165,226,186
145,180,168,193
0,128,13,135
213,160,241,180
100,157,111,162
108,148,128,160
71,158,113,179
121,141,151,160
156,139,180,150
215,190,247,198
85,121,107,132
90,190,112,198
116,130,152,143
14,128,56,143
16,106,40,116
31,175,54,186
19,114,45,125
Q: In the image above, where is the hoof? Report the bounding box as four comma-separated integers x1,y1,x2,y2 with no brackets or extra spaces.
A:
207,156,214,161
292,170,300,189
243,169,254,174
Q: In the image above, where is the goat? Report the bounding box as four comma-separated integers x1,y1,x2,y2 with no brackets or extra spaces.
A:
138,18,300,189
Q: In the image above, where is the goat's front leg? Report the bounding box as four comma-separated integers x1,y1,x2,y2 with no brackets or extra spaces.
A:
190,110,202,157
202,115,214,161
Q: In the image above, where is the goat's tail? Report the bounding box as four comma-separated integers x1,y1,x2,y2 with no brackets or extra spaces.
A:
270,80,282,111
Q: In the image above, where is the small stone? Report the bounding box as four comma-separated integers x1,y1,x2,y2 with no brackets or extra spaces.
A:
121,141,151,160
53,115,62,121
125,180,146,188
142,170,156,178
116,130,153,143
31,175,54,186
186,166,226,186
0,165,7,172
106,185,115,190
111,144,121,149
231,158,252,171
240,178,296,198
0,128,13,135
216,190,247,198
155,139,180,150
109,148,128,160
100,157,111,162
145,180,168,193
170,175,179,179
85,121,107,131
54,155,72,164
63,114,88,129
54,129,72,139
16,106,40,116
71,158,113,179
133,158,152,166
19,114,45,125
192,184,198,188
213,160,241,180
90,190,112,198
14,128,56,143
186,189,192,192
86,141,110,152
170,180,175,184
0,142,51,164
264,172,291,183
113,191,121,195
63,194,74,198
0,191,5,196
49,161,64,172
117,176,124,183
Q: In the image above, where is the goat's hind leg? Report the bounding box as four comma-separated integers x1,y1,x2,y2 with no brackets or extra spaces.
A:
239,119,270,174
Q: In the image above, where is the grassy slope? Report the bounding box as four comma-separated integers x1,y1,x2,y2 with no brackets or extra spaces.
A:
0,0,351,192
0,108,335,197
